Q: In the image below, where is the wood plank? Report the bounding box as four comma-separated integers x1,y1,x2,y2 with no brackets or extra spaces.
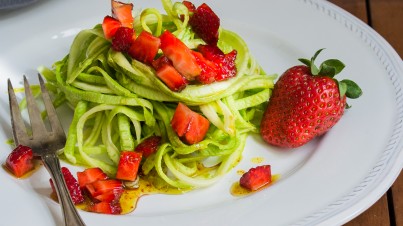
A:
392,171,403,226
328,0,368,22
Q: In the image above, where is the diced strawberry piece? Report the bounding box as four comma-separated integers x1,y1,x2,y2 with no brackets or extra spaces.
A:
135,136,162,158
197,44,238,82
90,201,122,215
5,145,34,178
102,16,121,39
77,167,108,189
159,30,201,80
192,51,219,84
111,0,134,28
189,3,220,45
116,151,142,181
239,165,272,191
128,31,161,64
171,102,194,137
85,179,123,198
184,111,210,144
112,27,134,52
171,103,210,144
155,62,188,92
50,167,84,205
152,55,171,70
183,1,196,13
94,188,124,203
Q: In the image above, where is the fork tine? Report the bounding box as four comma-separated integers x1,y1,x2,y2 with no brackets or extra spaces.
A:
23,76,47,138
38,74,65,138
8,79,28,145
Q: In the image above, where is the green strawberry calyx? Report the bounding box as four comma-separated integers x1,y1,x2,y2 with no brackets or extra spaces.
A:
298,48,362,100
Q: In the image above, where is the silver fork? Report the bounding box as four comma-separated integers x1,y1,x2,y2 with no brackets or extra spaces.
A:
8,74,86,226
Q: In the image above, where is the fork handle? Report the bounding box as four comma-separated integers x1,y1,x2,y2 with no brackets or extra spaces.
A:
42,153,86,226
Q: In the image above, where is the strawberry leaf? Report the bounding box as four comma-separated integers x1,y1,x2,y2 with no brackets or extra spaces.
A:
319,59,345,77
341,79,362,99
337,80,347,97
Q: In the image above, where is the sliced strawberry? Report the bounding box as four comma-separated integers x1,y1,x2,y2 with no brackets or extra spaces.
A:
152,55,171,70
102,16,121,40
159,30,201,80
184,111,210,144
198,44,238,82
171,103,210,144
189,3,220,45
135,136,162,158
112,27,134,52
77,167,108,189
94,188,124,202
128,31,161,64
5,145,34,178
111,0,134,28
86,179,123,198
50,167,85,205
192,51,219,84
116,151,142,181
90,201,122,215
155,61,188,92
239,165,272,191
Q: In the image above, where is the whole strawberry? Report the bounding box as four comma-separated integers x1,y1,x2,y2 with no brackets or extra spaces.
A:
260,49,362,148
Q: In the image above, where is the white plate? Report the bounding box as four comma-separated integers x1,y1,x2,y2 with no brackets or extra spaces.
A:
0,0,402,225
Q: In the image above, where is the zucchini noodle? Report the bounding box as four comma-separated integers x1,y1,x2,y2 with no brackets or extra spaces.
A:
38,0,276,190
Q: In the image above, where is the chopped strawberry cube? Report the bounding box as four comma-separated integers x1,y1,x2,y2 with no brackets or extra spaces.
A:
184,112,210,144
128,31,161,64
111,0,134,28
90,201,122,215
77,167,108,189
189,3,220,45
156,63,188,92
50,167,84,205
182,1,196,13
239,165,272,191
197,44,238,82
192,51,219,84
102,16,121,39
94,189,124,203
171,102,194,137
135,136,162,158
159,30,201,80
5,145,34,178
115,151,142,181
112,27,135,52
152,55,171,70
171,103,210,144
85,179,123,198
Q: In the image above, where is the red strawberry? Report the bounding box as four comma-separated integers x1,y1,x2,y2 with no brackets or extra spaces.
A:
50,167,84,205
189,3,220,45
94,189,124,202
102,16,121,39
192,51,219,84
240,165,272,191
171,102,210,144
159,30,201,80
86,179,123,198
5,145,34,178
111,0,134,28
135,136,162,158
90,201,122,215
112,27,134,52
115,151,142,181
197,44,238,82
182,1,196,13
155,59,188,92
128,31,161,64
260,49,362,148
77,167,108,189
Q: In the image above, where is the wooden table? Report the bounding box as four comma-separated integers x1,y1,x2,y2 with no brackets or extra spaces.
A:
328,0,403,225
